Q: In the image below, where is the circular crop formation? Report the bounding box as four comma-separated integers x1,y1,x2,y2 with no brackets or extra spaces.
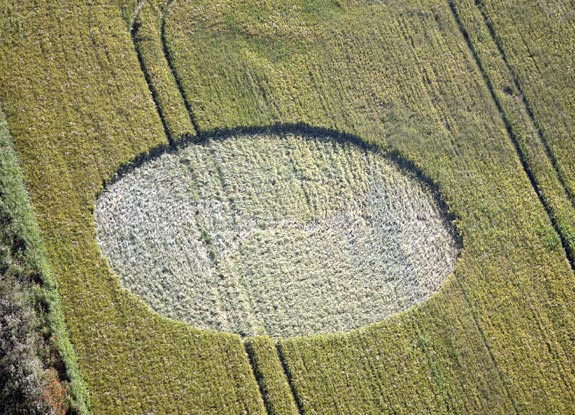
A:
95,132,459,337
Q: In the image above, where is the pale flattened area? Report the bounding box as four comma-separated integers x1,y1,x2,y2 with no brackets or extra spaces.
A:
95,133,459,337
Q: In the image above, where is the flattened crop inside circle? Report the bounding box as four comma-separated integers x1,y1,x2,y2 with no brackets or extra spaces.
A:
95,132,460,337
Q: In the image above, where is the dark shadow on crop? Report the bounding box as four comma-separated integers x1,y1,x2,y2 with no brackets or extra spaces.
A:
98,122,463,253
131,19,175,145
98,122,464,415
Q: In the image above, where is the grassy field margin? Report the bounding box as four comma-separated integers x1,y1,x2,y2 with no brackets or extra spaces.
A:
2,0,575,413
0,107,90,414
0,2,267,413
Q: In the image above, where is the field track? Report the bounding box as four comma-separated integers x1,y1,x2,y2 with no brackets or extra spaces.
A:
451,0,575,272
1,1,575,414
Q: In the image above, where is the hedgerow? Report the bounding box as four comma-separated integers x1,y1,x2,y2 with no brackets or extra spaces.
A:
0,108,90,414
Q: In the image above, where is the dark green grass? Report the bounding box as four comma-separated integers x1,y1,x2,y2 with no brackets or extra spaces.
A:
0,107,90,414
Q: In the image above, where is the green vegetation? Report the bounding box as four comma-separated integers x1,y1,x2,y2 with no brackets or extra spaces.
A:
0,2,264,414
0,108,89,414
95,132,458,337
451,0,575,265
0,0,574,413
163,0,575,412
132,2,195,142
476,0,575,201
245,336,300,415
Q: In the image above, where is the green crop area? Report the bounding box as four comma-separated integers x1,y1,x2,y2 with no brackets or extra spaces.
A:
1,0,574,414
474,0,575,199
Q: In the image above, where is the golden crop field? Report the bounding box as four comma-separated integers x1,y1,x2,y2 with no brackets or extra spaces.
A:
0,0,574,414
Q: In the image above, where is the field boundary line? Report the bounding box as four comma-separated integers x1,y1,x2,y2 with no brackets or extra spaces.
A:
473,0,575,209
447,0,575,273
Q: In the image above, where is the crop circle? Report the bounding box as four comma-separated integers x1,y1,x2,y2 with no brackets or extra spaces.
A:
95,132,459,337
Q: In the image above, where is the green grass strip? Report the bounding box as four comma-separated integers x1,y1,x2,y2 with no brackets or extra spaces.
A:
0,106,91,414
